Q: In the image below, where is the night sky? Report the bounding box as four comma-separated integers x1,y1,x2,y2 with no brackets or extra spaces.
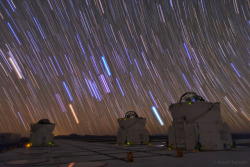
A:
0,0,249,136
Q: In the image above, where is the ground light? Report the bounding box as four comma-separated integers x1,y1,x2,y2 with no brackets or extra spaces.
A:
25,143,32,148
49,142,54,146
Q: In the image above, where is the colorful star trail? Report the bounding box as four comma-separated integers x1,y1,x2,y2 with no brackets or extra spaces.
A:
0,0,249,136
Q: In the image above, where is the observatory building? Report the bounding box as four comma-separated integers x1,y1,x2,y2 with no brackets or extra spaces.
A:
117,111,149,145
168,92,232,150
30,119,55,147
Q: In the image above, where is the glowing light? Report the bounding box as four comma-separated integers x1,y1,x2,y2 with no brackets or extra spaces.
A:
26,143,32,148
116,78,124,96
152,106,164,126
54,56,63,75
89,81,102,101
241,110,250,121
0,12,3,19
7,0,15,12
85,80,93,97
99,74,110,93
102,56,111,76
68,162,75,167
76,33,87,60
230,63,241,78
91,56,100,74
69,104,79,124
183,43,191,59
170,0,173,8
224,96,237,113
7,22,21,45
33,17,46,39
8,57,23,79
182,73,192,90
134,58,142,76
0,62,9,76
149,91,158,108
55,93,66,112
17,112,27,130
63,81,73,101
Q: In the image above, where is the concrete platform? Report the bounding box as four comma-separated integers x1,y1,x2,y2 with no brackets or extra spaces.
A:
0,139,249,167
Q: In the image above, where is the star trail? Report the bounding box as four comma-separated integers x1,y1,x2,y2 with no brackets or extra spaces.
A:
0,0,249,136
